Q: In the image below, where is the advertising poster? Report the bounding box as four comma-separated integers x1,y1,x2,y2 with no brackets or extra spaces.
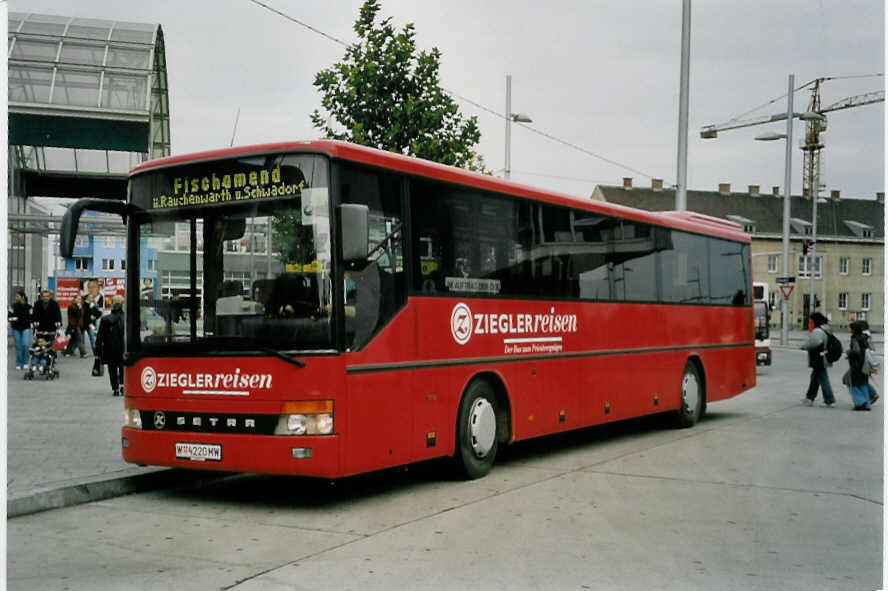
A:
55,278,82,308
102,278,126,302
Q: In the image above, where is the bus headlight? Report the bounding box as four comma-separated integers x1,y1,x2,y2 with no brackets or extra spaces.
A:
275,401,334,435
124,408,142,429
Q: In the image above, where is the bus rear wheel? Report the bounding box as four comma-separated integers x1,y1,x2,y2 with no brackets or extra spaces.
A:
675,361,704,428
455,380,499,479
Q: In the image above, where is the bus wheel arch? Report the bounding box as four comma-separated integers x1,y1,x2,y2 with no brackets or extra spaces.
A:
454,373,512,479
675,356,706,428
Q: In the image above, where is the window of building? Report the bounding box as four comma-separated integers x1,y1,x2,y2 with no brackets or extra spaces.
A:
862,293,871,311
121,259,126,271
838,257,849,275
767,255,778,273
74,235,89,248
102,236,116,248
102,258,115,270
838,292,848,310
862,258,872,276
147,259,156,272
74,257,89,270
797,255,822,279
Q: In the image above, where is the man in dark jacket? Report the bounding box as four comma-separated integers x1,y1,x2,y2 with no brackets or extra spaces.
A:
31,289,62,333
96,295,125,396
800,312,836,407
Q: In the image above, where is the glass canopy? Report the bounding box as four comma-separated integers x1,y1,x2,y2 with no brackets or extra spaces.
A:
8,12,171,179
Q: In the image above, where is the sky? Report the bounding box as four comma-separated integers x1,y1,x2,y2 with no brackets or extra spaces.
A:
12,0,886,200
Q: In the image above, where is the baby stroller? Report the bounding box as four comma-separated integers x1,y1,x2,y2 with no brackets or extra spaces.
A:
24,331,60,380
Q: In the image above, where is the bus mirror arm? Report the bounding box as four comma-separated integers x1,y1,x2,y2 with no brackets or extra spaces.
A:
61,199,135,258
339,204,370,264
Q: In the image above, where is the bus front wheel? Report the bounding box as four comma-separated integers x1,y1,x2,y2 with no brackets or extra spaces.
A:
455,380,499,479
675,361,704,428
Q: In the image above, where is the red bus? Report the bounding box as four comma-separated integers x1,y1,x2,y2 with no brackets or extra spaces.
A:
61,140,755,479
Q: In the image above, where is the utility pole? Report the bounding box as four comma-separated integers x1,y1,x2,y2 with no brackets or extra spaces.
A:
675,0,691,211
780,74,794,346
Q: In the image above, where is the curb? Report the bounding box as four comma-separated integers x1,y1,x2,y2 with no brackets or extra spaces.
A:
8,467,228,518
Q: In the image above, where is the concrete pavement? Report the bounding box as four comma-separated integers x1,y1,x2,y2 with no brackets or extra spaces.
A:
5,329,882,518
6,342,217,517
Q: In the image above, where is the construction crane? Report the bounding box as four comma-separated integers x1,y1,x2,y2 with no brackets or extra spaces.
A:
700,77,884,196
800,78,884,198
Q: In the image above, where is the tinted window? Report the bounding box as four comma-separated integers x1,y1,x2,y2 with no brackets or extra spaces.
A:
409,180,749,306
659,231,710,304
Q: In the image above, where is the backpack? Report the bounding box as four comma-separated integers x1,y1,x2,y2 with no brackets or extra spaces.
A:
824,330,843,363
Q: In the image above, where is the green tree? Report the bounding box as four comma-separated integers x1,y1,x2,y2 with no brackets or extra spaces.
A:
311,0,487,171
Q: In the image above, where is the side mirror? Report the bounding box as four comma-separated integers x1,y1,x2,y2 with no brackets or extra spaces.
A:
61,199,133,258
339,203,369,263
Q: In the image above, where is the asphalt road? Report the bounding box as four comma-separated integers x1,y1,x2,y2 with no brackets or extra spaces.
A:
7,348,884,591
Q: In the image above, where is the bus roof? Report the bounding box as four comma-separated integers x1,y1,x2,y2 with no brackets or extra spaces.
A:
131,140,750,243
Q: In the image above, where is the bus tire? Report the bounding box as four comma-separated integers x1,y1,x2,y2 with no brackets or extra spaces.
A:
455,379,499,479
675,361,704,428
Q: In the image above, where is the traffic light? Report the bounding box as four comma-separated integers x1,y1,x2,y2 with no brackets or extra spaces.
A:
802,240,809,255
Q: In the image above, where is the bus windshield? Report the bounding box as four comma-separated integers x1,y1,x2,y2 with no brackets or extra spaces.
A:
130,153,334,352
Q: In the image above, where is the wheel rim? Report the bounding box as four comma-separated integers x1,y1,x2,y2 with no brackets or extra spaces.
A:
468,398,496,458
682,370,700,416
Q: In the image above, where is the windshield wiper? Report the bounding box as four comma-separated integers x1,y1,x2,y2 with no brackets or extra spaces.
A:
255,347,306,368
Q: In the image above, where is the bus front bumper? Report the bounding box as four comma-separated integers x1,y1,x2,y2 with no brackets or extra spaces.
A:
121,427,342,478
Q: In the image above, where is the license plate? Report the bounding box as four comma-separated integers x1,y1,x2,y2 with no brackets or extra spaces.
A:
175,442,222,462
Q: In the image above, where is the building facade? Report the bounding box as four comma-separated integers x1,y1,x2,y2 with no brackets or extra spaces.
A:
593,181,885,331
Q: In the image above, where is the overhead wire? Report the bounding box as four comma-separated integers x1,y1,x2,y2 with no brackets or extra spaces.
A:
730,73,883,121
246,0,662,184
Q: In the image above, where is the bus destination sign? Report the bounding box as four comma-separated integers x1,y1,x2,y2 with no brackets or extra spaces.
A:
149,164,305,210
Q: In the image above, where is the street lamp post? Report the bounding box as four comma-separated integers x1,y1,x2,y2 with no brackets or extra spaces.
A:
754,74,795,346
755,80,827,343
504,75,532,180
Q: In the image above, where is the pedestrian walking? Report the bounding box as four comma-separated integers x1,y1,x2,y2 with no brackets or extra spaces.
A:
31,289,62,333
9,290,32,370
84,291,102,355
64,294,89,358
95,295,125,396
800,312,837,407
845,321,876,411
862,327,880,403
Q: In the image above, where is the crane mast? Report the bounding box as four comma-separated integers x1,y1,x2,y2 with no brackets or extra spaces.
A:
801,79,825,199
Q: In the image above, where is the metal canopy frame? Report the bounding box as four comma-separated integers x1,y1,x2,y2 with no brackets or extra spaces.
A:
9,11,171,203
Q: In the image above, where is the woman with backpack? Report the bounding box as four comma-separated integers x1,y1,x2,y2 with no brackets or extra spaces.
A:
846,320,875,411
800,312,837,407
95,295,125,397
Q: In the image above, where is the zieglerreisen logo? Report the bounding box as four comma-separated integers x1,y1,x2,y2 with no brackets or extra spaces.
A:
450,302,473,345
141,366,157,393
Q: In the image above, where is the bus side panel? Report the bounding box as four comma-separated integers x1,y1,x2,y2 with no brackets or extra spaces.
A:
516,358,580,439
410,366,453,461
580,351,682,426
342,370,415,475
696,346,756,403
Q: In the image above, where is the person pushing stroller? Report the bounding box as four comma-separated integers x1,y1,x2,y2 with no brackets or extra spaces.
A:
25,331,59,380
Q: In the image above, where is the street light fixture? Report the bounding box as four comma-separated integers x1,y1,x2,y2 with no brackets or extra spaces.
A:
750,74,796,346
504,74,532,180
756,109,828,333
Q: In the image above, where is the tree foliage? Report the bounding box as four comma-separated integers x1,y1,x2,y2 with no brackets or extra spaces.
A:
311,0,487,171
